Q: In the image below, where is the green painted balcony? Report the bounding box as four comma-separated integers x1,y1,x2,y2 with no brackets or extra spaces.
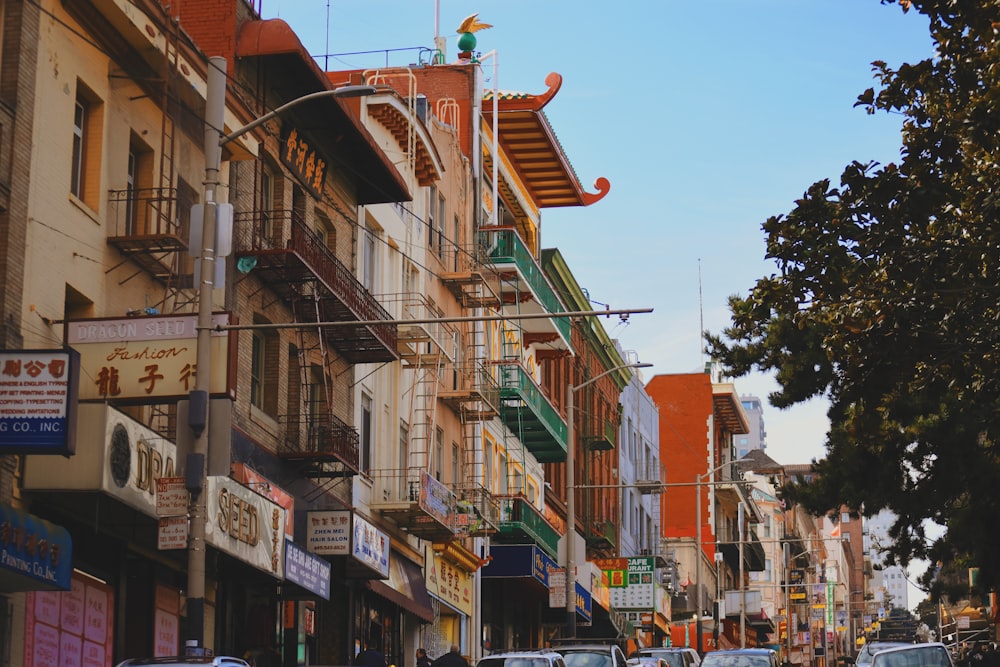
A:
586,518,617,551
481,227,572,350
496,495,561,560
496,362,567,463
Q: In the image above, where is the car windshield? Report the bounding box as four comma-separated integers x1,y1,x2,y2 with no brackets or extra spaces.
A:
701,654,771,667
561,651,614,667
635,653,684,667
871,646,952,667
479,659,553,667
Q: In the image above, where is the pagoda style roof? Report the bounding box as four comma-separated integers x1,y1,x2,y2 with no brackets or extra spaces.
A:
483,72,609,208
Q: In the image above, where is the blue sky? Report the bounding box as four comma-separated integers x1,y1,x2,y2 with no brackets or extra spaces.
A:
259,1,933,468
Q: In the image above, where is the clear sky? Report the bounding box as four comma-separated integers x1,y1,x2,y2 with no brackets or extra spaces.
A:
258,1,933,467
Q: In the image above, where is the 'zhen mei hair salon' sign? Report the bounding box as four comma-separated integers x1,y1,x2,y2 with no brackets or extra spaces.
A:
0,349,79,455
65,314,234,402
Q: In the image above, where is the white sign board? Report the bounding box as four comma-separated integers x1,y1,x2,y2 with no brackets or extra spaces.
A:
158,516,189,550
549,568,566,608
205,476,286,578
156,477,188,517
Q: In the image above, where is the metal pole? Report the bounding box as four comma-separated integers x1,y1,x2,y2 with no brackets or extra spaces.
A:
564,363,650,640
785,543,793,663
566,382,576,638
186,54,226,649
696,472,702,654
739,502,746,648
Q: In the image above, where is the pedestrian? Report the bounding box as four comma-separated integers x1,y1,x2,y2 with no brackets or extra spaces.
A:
417,648,433,667
356,642,387,667
431,645,469,667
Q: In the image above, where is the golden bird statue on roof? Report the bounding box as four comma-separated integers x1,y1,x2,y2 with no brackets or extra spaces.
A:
456,13,492,54
457,13,492,34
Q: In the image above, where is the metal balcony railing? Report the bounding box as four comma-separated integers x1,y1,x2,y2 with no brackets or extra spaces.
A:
455,486,501,535
107,187,180,238
276,412,359,474
480,227,572,344
496,361,567,462
587,518,617,550
234,209,398,362
496,495,560,559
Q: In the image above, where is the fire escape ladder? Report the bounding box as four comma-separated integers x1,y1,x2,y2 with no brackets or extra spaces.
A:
157,19,185,314
407,344,443,476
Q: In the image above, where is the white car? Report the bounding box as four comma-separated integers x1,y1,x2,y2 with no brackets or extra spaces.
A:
116,657,251,667
869,643,954,667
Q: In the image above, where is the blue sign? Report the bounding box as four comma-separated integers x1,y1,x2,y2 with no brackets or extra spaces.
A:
285,539,331,600
482,544,559,587
575,580,592,622
0,505,73,591
0,349,79,455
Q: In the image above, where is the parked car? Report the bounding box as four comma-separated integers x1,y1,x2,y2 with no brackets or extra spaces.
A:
700,648,779,667
630,648,702,667
477,650,568,667
116,657,251,667
870,643,954,667
627,657,670,667
554,643,629,667
853,642,912,667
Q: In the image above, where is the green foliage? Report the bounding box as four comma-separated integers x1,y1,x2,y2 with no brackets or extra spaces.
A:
706,0,1000,595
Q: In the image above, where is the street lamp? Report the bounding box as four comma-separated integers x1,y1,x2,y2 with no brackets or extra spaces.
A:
184,56,378,650
694,459,745,654
565,362,652,638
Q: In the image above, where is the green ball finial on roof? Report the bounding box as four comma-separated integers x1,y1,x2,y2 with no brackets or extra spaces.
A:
455,13,491,53
457,32,477,52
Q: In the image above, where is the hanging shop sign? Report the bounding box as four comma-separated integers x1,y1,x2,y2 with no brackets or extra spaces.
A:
285,539,331,600
0,348,79,455
281,125,328,198
22,404,177,520
206,476,286,579
66,313,234,402
306,510,352,556
425,543,474,615
0,505,73,591
594,556,655,610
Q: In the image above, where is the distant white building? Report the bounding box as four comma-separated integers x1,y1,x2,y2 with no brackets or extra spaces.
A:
866,510,909,610
738,395,767,457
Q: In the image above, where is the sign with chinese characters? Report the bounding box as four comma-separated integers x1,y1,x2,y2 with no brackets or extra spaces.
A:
595,556,654,610
66,314,233,402
306,510,352,555
425,544,473,615
351,513,390,578
285,539,331,600
281,125,327,198
24,571,114,667
205,476,286,579
0,505,73,591
0,349,79,455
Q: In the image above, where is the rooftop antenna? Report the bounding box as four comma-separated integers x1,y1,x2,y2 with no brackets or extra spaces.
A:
324,0,331,70
698,258,704,366
434,0,446,61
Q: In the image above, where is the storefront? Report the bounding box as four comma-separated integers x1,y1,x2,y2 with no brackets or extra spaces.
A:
423,542,478,657
481,544,562,650
20,404,286,660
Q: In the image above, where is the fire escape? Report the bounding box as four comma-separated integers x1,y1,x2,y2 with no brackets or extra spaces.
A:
234,207,400,478
106,18,197,316
362,78,503,539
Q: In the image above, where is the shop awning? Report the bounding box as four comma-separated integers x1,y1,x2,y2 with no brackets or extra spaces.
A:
366,555,434,623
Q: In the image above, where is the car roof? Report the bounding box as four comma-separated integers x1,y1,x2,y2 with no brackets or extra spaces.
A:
705,650,775,654
557,645,624,652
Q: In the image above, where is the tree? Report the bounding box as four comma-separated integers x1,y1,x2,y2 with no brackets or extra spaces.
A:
706,0,1000,596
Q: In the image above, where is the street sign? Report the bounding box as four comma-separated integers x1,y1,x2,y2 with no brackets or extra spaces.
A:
156,476,188,517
